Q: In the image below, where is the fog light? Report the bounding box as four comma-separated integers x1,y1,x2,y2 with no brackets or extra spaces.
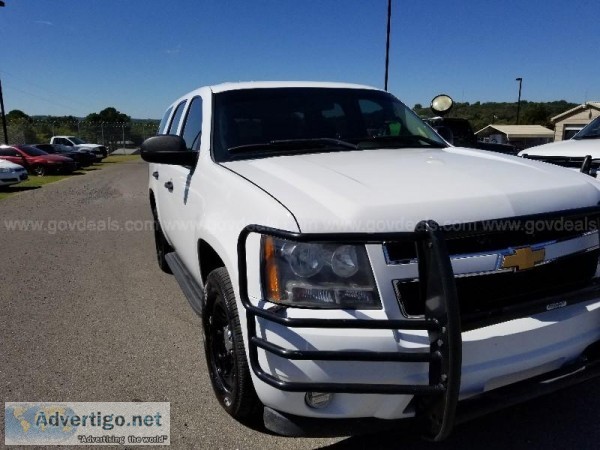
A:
305,392,333,409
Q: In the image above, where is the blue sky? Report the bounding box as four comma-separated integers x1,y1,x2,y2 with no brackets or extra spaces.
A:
0,0,598,119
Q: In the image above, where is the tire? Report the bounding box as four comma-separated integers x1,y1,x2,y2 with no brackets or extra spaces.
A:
203,267,261,423
33,165,46,176
153,212,173,274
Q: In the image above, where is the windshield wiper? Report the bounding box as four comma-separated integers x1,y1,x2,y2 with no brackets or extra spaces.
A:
576,134,600,140
228,138,358,154
356,135,447,149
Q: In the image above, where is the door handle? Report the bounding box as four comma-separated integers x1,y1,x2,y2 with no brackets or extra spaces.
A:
164,181,173,192
152,171,159,180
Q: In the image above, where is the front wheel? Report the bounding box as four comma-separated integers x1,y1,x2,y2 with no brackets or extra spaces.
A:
33,165,46,176
203,268,261,423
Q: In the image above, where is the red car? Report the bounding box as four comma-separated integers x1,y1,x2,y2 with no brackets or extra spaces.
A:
0,145,77,176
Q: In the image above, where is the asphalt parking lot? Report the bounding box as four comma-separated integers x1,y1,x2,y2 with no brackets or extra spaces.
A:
1,160,599,449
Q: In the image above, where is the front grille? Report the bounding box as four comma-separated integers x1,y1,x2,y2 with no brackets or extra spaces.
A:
385,227,594,263
385,211,600,329
395,249,599,327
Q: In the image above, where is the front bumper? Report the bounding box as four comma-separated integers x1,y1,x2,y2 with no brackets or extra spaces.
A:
237,207,600,440
262,339,600,437
0,171,28,185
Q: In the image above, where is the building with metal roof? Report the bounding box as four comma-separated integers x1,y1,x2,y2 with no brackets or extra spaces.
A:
475,125,554,150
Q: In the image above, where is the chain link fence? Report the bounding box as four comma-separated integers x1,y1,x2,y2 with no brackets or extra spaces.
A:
0,119,159,153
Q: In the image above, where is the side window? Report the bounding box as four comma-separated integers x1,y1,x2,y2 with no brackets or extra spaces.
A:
158,106,174,134
167,101,187,135
0,148,19,157
181,96,203,151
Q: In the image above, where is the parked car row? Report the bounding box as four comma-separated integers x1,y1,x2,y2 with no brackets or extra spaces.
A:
33,143,96,168
0,144,101,186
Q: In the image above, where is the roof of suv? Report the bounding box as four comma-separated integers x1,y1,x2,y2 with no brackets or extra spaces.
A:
208,81,379,94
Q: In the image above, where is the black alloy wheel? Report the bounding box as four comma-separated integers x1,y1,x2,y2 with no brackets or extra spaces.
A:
203,267,261,423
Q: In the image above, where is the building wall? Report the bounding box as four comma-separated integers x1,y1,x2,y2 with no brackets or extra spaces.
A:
554,108,600,141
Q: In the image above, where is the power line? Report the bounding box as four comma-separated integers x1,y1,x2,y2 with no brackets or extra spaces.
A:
0,70,97,113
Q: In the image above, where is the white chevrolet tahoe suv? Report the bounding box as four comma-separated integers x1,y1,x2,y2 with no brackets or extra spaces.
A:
141,82,600,440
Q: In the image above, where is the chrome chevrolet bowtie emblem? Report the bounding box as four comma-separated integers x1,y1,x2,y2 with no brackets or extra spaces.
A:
501,247,545,271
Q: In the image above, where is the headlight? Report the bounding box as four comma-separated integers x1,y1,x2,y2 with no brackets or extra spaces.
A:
261,236,381,309
0,168,12,173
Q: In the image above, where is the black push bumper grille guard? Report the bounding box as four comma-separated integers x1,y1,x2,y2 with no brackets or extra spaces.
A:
237,207,600,441
238,220,461,441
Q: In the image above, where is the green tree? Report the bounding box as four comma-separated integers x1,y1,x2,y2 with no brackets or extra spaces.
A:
83,107,132,150
6,110,31,122
412,100,578,131
522,104,551,127
6,110,38,143
85,107,130,124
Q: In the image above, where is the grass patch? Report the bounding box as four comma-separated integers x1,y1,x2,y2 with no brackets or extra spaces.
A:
102,154,142,164
0,174,70,200
0,155,143,201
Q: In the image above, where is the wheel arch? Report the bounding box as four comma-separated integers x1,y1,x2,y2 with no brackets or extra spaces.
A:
198,239,226,286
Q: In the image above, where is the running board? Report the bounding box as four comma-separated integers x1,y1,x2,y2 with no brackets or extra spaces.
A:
165,252,204,317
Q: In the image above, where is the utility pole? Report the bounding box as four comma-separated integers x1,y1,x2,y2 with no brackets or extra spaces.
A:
0,1,7,144
384,0,392,91
0,78,8,144
515,77,523,125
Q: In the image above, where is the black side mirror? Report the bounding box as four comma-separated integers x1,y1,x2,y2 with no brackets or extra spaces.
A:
140,135,197,166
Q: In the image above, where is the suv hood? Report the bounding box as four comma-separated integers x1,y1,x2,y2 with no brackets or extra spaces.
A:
223,148,600,233
519,138,600,158
77,144,102,149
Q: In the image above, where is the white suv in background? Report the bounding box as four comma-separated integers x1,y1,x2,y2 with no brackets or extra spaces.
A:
519,116,600,172
0,159,28,187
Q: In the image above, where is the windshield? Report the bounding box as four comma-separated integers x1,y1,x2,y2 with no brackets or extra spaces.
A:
70,137,87,144
573,116,600,140
212,87,446,162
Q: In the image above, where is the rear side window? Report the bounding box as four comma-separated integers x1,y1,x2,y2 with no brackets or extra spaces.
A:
181,96,203,151
55,138,70,146
167,101,187,134
158,106,173,134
